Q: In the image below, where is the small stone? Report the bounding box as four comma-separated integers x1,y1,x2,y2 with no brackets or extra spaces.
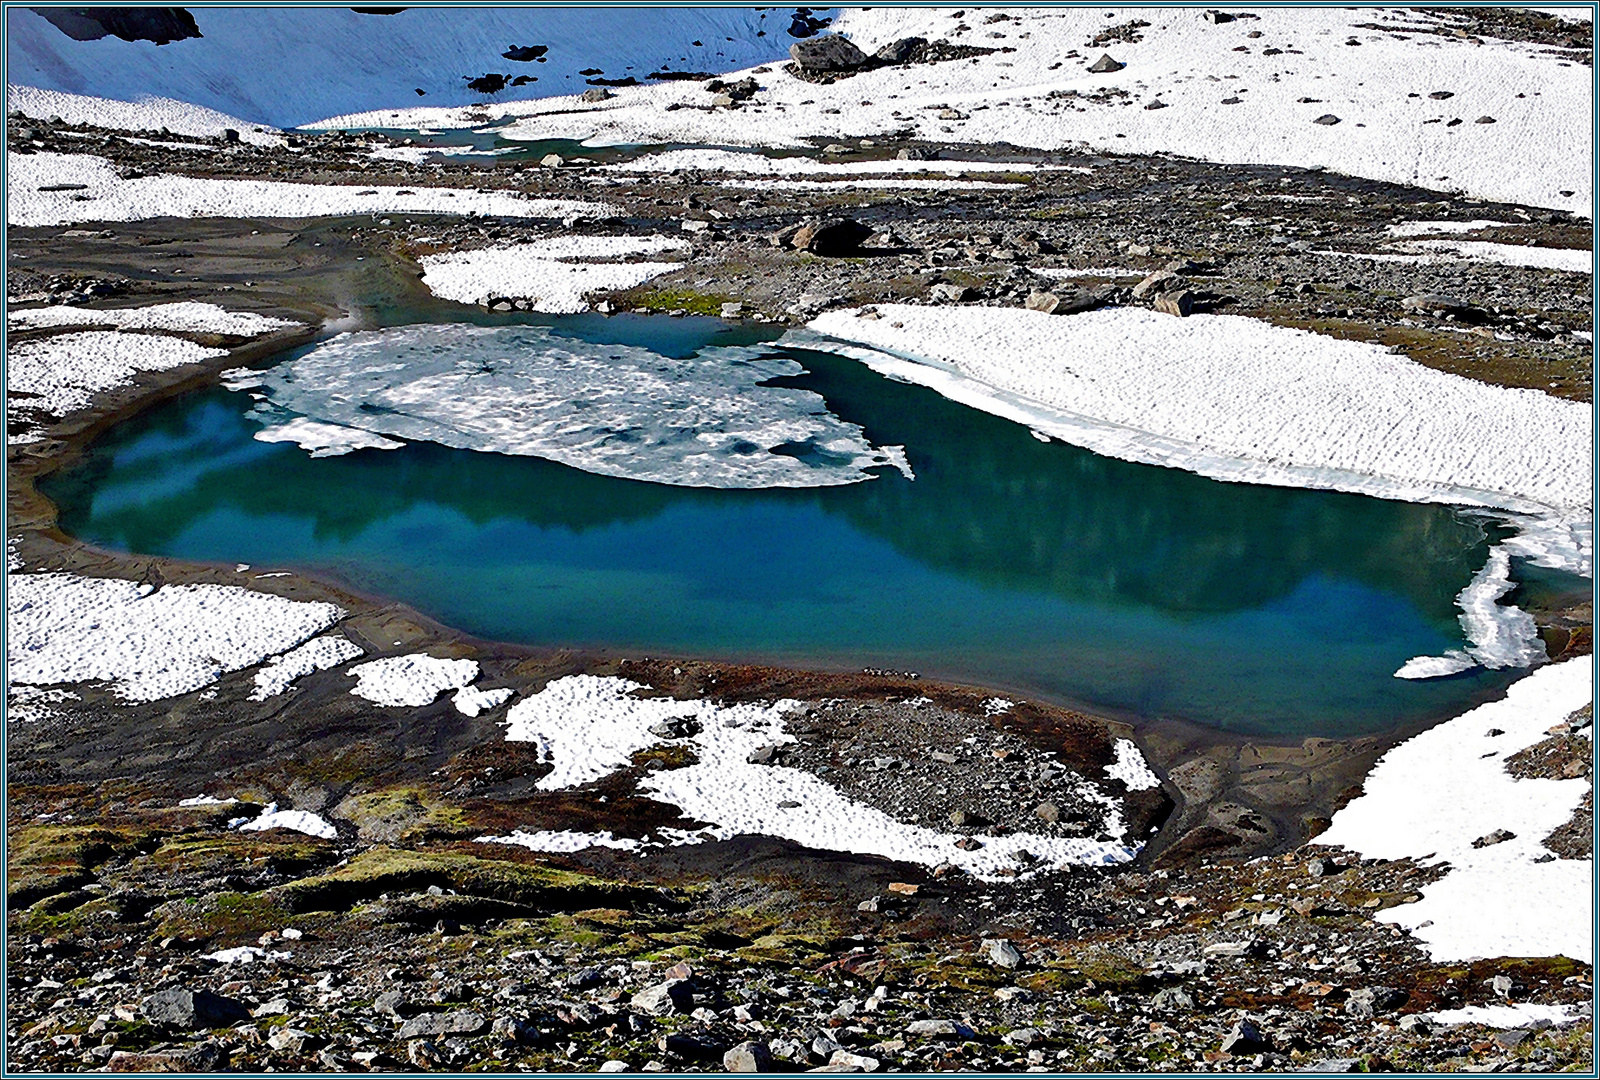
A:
599,1061,629,1073
682,218,712,233
720,301,745,319
1025,290,1061,314
1312,114,1341,125
906,1018,976,1039
631,979,693,1015
886,881,919,895
397,1009,488,1040
927,282,976,304
747,744,780,765
1491,974,1514,998
830,1049,881,1072
1474,115,1496,124
1131,269,1181,299
1472,828,1516,848
141,988,250,1031
540,153,565,168
1088,54,1125,73
985,938,1023,969
1429,90,1455,99
1220,1019,1270,1055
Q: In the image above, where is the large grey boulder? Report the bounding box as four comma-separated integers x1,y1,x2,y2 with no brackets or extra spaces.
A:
790,35,868,72
142,988,251,1030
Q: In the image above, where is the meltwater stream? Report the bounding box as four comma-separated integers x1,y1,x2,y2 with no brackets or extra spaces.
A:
44,314,1530,737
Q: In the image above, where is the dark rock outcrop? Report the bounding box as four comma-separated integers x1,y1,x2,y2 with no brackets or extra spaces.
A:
34,7,201,45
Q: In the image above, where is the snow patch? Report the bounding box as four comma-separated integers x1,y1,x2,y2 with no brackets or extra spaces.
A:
419,237,689,312
1421,1003,1584,1029
236,803,338,839
248,634,364,701
7,152,616,227
241,323,913,489
178,795,238,807
477,829,643,853
7,572,344,702
7,330,225,419
502,675,1141,880
1106,739,1161,791
1318,659,1593,962
453,685,514,718
7,85,283,146
9,301,298,336
348,654,480,707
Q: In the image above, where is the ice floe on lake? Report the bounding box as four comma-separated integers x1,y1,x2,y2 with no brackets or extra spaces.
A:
1395,547,1544,680
6,572,345,702
241,323,912,489
348,654,481,708
252,417,406,458
498,675,1143,880
1318,658,1593,962
7,152,616,227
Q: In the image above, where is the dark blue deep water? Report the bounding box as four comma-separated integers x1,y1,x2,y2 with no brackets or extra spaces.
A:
42,314,1522,737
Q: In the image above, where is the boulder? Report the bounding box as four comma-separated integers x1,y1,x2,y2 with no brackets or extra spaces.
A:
790,35,869,72
1220,1019,1270,1055
791,218,874,256
985,938,1023,969
1312,114,1341,125
631,978,693,1015
580,88,614,103
1154,290,1196,317
875,36,927,64
1088,54,1125,73
928,282,977,304
397,1009,489,1039
141,988,250,1031
1131,270,1182,299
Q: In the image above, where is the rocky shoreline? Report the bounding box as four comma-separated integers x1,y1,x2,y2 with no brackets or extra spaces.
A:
5,77,1594,1073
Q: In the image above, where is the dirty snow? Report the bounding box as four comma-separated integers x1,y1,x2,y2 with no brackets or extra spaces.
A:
8,301,298,336
1318,658,1593,962
7,85,283,146
7,330,225,418
248,634,364,701
502,675,1141,880
6,572,345,702
617,148,1060,176
419,237,688,311
7,152,616,227
236,802,339,839
6,685,80,724
348,654,480,708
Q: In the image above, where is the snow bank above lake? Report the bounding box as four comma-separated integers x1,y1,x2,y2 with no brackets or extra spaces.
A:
8,330,225,420
243,323,912,489
6,573,345,702
348,654,480,708
419,236,689,312
800,305,1592,518
7,85,283,145
318,7,1592,212
7,152,615,227
1318,658,1592,962
501,675,1142,880
9,301,298,336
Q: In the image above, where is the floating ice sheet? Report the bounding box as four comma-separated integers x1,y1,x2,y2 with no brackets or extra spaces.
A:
243,323,912,489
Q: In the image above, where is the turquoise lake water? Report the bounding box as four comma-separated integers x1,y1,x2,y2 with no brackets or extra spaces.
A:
43,313,1524,737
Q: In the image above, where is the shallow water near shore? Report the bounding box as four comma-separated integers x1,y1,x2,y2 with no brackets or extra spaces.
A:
44,312,1526,737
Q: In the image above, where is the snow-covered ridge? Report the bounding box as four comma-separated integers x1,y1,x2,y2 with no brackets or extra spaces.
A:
7,152,615,228
1318,658,1593,962
500,675,1143,880
7,85,283,145
313,7,1591,212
